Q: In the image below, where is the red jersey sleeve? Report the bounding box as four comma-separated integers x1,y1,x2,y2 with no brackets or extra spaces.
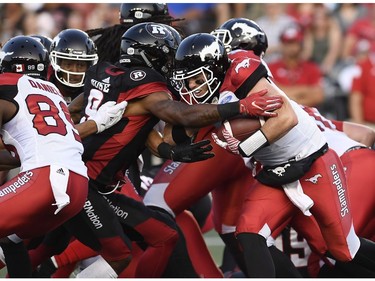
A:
331,120,344,132
119,82,171,102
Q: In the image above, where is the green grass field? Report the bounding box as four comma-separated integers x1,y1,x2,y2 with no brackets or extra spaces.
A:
0,266,5,277
203,229,225,267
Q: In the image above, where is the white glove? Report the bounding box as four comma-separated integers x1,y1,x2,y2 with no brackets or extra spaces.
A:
89,100,128,133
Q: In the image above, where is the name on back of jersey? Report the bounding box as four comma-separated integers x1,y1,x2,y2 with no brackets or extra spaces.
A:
91,78,110,93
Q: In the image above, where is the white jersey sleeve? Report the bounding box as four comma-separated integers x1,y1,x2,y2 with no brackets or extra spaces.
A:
253,100,327,166
301,106,365,157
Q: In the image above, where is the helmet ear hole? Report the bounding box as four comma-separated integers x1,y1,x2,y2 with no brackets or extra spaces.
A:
207,59,216,66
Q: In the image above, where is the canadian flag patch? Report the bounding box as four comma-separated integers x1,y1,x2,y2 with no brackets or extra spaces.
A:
15,64,24,72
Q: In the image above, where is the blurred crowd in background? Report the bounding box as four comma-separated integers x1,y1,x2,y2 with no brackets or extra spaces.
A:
1,2,375,127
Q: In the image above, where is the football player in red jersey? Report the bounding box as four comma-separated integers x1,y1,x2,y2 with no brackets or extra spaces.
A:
212,18,375,278
173,31,375,277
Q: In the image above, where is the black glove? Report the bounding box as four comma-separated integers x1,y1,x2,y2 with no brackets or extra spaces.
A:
157,139,214,163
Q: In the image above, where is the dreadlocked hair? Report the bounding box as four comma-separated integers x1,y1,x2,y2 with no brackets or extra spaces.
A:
86,15,184,64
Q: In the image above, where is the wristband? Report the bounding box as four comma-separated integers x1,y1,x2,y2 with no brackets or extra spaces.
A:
157,142,172,159
217,102,240,120
238,129,269,157
172,125,191,144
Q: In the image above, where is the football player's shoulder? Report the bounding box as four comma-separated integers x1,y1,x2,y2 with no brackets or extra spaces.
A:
0,73,22,101
226,55,260,87
85,61,112,75
124,66,166,87
0,72,21,86
228,49,258,61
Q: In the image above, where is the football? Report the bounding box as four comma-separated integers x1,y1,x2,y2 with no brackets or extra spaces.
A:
216,116,263,141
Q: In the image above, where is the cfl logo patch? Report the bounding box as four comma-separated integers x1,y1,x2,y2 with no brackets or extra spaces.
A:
130,70,146,81
134,11,143,19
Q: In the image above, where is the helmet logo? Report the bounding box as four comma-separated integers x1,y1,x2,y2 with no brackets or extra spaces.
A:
199,40,221,62
146,24,169,39
37,63,45,71
130,70,146,81
134,11,143,19
232,23,264,39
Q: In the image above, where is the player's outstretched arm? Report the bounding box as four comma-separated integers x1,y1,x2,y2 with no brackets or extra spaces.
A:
139,89,282,128
342,121,375,147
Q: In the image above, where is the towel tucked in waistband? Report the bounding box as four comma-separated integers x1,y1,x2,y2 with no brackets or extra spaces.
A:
282,180,314,216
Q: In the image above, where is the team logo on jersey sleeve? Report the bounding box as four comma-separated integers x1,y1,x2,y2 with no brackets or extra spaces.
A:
130,70,146,81
235,58,251,73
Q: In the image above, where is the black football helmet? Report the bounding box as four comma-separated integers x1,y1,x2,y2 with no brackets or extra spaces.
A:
119,3,169,24
50,29,98,87
173,33,230,105
211,18,268,57
161,24,182,47
119,22,178,75
0,35,48,79
29,35,53,53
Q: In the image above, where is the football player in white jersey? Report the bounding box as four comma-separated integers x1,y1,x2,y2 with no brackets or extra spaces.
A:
0,35,89,277
173,32,375,277
0,35,126,277
211,18,375,277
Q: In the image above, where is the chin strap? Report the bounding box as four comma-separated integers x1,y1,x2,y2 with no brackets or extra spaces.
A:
139,50,154,69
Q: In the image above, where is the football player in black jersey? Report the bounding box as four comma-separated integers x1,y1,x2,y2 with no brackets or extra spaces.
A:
26,28,195,278
66,21,281,278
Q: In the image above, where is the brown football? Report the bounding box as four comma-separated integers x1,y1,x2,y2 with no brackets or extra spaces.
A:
216,116,262,141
